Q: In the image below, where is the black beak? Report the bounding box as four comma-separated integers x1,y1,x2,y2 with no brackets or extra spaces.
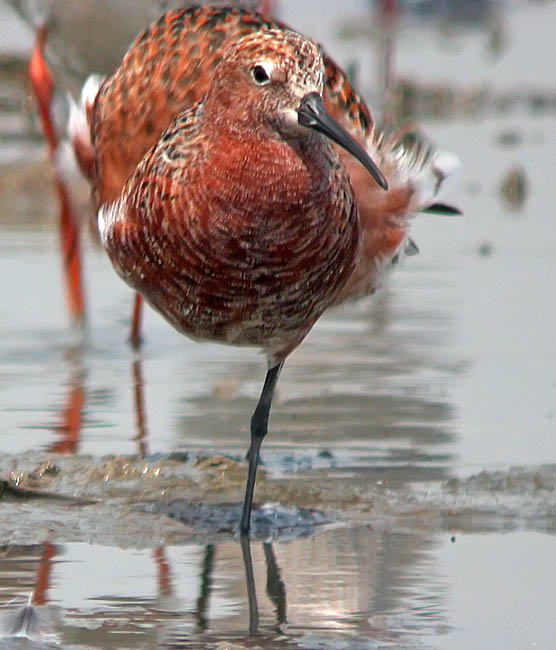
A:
296,92,388,191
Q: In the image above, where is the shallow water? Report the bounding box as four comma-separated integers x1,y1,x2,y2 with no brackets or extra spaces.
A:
0,0,555,648
1,530,556,649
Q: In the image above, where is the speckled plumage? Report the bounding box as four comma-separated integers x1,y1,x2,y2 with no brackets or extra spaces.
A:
86,6,455,314
90,6,372,205
86,6,459,533
99,28,361,364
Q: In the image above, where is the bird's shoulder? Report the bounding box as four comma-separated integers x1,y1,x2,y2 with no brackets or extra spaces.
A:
130,101,205,188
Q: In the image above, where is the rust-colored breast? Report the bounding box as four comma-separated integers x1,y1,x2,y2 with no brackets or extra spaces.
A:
93,5,416,322
103,106,360,363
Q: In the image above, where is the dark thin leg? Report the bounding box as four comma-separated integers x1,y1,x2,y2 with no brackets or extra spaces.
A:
240,535,259,635
239,362,283,535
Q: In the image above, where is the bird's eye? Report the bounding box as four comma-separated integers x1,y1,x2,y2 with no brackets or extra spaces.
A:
251,64,270,85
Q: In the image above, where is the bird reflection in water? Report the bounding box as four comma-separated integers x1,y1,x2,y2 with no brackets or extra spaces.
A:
0,537,287,645
44,347,151,458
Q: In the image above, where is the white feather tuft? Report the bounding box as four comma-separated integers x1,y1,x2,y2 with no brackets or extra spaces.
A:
367,127,461,213
97,200,122,246
67,74,104,144
52,139,90,192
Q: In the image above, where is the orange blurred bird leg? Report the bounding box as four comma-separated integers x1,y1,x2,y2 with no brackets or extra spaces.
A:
130,292,143,348
378,0,398,125
29,25,86,327
256,0,274,19
240,362,283,535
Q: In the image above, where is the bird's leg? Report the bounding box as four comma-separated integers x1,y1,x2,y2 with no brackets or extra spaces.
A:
29,26,55,152
29,24,86,327
256,0,274,20
240,362,283,535
130,293,143,348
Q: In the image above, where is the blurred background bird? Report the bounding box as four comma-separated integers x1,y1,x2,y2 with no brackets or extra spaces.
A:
5,0,271,333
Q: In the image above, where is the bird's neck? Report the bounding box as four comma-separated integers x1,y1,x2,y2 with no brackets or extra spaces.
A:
200,124,333,216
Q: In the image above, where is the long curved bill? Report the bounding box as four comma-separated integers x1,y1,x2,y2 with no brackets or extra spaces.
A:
297,92,388,191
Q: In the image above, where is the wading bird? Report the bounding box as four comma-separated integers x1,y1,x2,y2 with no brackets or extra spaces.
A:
76,7,459,533
10,0,267,334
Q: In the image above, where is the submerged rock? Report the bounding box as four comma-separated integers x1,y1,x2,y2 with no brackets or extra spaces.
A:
143,500,333,540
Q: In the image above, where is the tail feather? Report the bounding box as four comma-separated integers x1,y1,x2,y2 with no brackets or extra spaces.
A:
405,237,420,256
369,130,461,216
422,202,463,216
336,128,460,303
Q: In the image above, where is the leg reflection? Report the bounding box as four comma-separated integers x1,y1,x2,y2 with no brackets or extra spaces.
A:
239,538,288,635
195,544,215,632
47,369,85,455
263,542,287,626
153,546,173,600
2,542,59,640
32,541,57,607
132,358,149,458
240,535,259,635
